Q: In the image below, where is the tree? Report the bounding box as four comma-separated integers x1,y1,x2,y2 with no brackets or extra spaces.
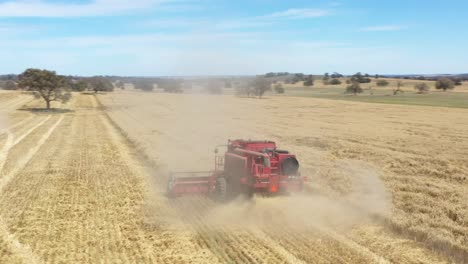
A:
346,82,363,95
328,78,342,85
251,77,271,98
331,72,343,78
274,83,285,94
323,73,330,81
70,80,88,92
376,80,389,87
18,68,71,110
453,78,462,86
289,73,306,84
351,72,372,83
133,79,153,91
3,80,17,90
414,83,429,94
435,78,455,91
205,81,223,94
89,77,114,93
303,75,314,86
393,81,404,95
115,80,125,89
158,79,183,93
224,79,232,88
235,81,253,97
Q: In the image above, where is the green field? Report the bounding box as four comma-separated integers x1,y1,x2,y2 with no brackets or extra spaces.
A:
281,86,468,109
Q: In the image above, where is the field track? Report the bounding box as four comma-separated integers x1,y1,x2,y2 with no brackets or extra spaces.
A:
0,91,463,263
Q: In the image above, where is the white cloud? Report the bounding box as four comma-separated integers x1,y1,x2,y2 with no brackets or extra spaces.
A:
360,25,406,32
260,8,331,19
139,7,330,30
0,0,174,17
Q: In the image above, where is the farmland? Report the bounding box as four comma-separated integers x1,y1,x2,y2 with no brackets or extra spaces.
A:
280,79,468,108
0,89,465,263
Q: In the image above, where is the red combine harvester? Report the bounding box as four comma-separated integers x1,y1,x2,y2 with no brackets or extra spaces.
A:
167,139,306,201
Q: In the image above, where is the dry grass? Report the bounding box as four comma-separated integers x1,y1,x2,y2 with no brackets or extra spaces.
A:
99,90,467,263
0,89,463,263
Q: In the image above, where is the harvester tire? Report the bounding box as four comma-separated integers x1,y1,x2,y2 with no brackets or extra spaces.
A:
215,177,228,202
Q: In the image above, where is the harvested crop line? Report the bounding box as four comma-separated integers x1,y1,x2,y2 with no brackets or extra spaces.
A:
0,115,34,136
0,218,41,264
0,115,63,191
0,115,63,264
0,115,51,175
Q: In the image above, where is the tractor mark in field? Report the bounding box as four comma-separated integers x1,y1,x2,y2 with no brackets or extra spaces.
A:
0,96,32,112
311,224,391,264
0,115,63,191
0,115,34,136
248,229,307,264
0,131,14,173
0,115,63,264
0,218,42,264
0,115,51,174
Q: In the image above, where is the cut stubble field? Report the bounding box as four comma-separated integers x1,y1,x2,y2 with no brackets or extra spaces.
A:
0,90,465,263
99,90,467,263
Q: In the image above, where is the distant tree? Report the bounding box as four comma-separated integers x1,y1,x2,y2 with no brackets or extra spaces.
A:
133,79,153,91
18,68,71,110
331,72,343,78
72,80,89,92
393,81,404,95
376,80,389,87
323,73,330,81
435,78,455,91
328,78,342,85
414,83,430,94
89,77,114,93
251,77,271,98
346,82,363,95
115,80,125,89
235,82,253,97
374,74,380,79
0,74,17,81
351,72,372,83
274,83,285,94
453,78,462,86
289,73,306,84
224,79,232,88
3,80,17,90
303,75,314,86
158,79,183,93
206,82,223,94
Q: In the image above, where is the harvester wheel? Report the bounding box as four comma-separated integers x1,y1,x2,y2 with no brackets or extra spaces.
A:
215,177,228,202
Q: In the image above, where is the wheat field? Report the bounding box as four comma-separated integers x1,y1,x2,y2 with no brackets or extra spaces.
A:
0,90,465,263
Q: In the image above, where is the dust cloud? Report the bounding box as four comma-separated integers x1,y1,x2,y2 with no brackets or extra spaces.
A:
131,90,392,232
203,159,392,231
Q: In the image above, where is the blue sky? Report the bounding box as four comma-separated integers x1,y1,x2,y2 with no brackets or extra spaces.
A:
0,0,467,76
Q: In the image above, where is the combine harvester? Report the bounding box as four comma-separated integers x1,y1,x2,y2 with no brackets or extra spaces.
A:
167,139,306,201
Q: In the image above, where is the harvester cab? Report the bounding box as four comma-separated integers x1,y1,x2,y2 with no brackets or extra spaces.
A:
167,139,306,201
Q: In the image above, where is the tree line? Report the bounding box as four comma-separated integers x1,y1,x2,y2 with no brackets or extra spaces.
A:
0,68,119,110
345,77,459,95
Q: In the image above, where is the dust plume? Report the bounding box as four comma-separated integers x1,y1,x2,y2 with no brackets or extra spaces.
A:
203,159,391,231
